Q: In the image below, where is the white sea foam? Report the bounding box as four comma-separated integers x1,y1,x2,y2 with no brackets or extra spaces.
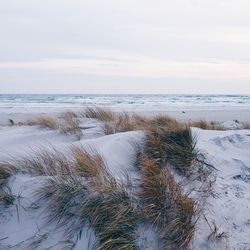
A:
1,94,250,112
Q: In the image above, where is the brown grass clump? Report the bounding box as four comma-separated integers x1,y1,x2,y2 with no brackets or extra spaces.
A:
189,120,224,130
71,146,104,177
243,122,250,129
102,112,138,135
86,189,138,250
136,115,200,248
0,164,16,205
139,156,196,248
33,147,138,249
82,107,147,134
148,115,182,131
3,146,138,248
144,119,198,175
82,107,116,121
0,164,16,187
0,186,15,206
102,123,115,135
114,112,136,132
20,112,82,138
59,112,82,139
4,146,105,178
9,148,71,176
162,128,198,175
23,116,59,130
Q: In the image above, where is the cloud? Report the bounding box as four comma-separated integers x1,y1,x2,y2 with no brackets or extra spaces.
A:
0,0,250,93
0,58,249,81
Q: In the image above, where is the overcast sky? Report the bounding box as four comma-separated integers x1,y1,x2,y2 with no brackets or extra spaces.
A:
0,0,250,94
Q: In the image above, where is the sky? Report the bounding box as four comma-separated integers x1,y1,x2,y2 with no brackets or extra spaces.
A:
0,0,250,94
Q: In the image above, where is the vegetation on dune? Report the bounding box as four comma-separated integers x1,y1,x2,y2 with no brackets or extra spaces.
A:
23,116,59,130
18,111,82,139
0,164,16,205
1,108,212,249
188,120,224,130
34,148,138,249
138,156,197,249
143,116,199,175
82,107,116,121
59,111,82,138
243,122,250,129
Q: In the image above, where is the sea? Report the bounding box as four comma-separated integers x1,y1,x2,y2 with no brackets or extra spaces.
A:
0,94,250,112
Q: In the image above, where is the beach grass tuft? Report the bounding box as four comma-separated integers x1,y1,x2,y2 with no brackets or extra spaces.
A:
59,111,82,138
139,155,197,248
82,107,116,121
23,116,59,130
189,120,224,130
32,147,139,249
0,164,16,205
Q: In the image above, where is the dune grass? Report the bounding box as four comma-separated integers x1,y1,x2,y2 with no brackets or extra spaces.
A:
2,146,106,179
59,112,82,138
135,115,200,248
189,120,224,130
82,107,147,135
29,147,139,249
1,109,208,248
138,156,196,248
143,116,199,175
23,116,59,130
20,111,82,139
82,107,116,121
243,122,250,129
3,146,138,248
102,112,138,135
0,164,16,205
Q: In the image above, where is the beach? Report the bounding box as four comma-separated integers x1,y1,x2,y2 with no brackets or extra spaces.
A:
0,100,250,249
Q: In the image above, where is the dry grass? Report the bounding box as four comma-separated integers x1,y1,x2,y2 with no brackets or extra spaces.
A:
144,119,198,175
86,184,138,250
20,112,82,138
114,112,137,132
147,115,182,131
0,186,15,206
8,148,71,176
102,112,138,135
3,146,106,178
59,112,82,139
0,164,16,205
162,127,198,175
139,156,196,248
82,107,147,134
3,146,138,248
1,110,207,248
32,147,138,249
82,107,116,121
23,116,59,130
135,115,200,248
0,164,17,187
71,146,105,177
243,122,250,129
189,120,224,130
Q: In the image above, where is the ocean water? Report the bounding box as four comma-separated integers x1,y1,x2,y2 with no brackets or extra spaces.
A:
0,94,250,111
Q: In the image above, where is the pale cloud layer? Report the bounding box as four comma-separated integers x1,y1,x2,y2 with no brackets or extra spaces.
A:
0,0,250,94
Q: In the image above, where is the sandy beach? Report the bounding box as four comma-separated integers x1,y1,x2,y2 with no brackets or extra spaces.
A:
0,107,250,249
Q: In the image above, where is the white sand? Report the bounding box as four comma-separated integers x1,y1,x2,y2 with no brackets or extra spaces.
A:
0,110,250,249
